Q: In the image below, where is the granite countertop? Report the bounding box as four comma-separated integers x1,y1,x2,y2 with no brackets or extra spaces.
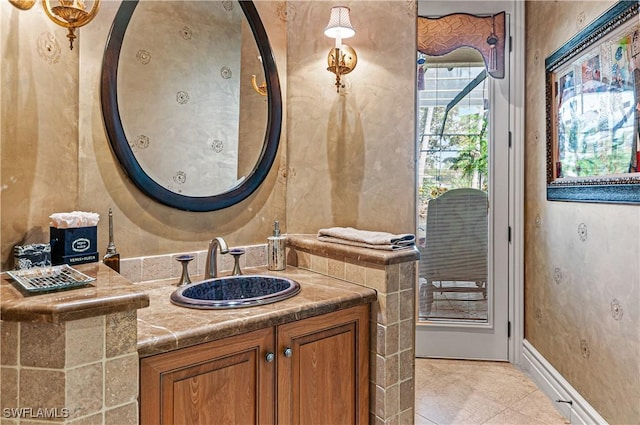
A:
286,234,420,265
0,263,149,324
135,265,377,357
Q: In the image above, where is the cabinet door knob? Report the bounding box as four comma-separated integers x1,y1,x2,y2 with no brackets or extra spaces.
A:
265,352,275,362
283,347,293,358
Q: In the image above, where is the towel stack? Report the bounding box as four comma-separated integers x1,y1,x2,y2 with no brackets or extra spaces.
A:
317,227,416,251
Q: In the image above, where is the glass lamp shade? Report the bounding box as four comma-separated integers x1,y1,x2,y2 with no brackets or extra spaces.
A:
324,6,355,39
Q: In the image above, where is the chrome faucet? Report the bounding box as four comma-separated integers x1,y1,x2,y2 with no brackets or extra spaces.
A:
204,237,229,279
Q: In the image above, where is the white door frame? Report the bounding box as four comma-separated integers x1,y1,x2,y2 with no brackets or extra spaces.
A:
414,0,524,365
509,0,525,367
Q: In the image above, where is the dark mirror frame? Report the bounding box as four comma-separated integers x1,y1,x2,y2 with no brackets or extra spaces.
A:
545,0,640,204
101,0,282,212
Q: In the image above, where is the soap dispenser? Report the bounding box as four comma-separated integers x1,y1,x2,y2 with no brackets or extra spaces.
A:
103,208,120,272
267,221,286,271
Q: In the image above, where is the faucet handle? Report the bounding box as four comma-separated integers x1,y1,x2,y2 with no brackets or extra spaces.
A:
229,248,245,276
175,254,195,286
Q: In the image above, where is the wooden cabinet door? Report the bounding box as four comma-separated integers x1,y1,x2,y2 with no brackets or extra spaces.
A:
140,327,275,425
276,305,369,425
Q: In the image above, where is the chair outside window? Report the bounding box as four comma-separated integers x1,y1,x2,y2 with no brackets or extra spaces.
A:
418,188,488,320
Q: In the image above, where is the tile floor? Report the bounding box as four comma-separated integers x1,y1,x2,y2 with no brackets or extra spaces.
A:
415,358,569,425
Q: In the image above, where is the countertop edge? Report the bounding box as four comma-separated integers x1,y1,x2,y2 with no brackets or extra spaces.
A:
286,234,420,265
137,292,376,357
1,263,150,324
135,267,378,358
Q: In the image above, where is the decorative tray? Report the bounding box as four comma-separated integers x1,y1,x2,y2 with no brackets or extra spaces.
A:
7,264,95,293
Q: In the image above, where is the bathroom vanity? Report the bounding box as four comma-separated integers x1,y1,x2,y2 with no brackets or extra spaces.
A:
139,305,369,424
1,238,418,425
134,265,375,425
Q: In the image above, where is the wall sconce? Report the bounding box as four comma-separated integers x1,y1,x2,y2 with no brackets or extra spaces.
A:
8,0,100,50
43,0,101,50
251,75,267,96
324,6,357,93
251,55,267,96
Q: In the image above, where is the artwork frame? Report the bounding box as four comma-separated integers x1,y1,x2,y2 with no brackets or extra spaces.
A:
545,0,640,204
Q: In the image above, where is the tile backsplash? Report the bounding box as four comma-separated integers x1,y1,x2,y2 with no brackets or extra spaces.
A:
118,244,268,284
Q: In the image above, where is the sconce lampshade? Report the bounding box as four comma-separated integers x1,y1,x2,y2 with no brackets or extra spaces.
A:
324,5,357,93
324,6,355,40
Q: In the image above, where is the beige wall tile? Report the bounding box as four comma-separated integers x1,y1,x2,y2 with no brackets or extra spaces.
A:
384,384,400,421
385,354,399,388
66,316,104,368
141,255,172,282
399,262,415,291
386,292,400,326
104,402,137,425
398,408,414,425
373,353,386,387
399,289,414,321
386,323,399,357
400,379,414,412
373,383,385,419
20,323,65,369
290,248,310,270
370,413,384,425
310,253,328,275
373,323,384,356
67,413,103,425
373,295,386,325
105,310,137,358
345,258,366,285
19,369,65,410
365,265,387,294
399,349,414,382
0,321,18,365
245,244,267,268
105,354,138,407
399,319,413,352
327,254,346,280
385,264,399,293
1,367,18,409
118,258,142,283
66,363,103,419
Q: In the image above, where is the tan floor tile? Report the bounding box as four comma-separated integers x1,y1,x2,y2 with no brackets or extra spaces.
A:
415,359,567,425
480,408,543,424
415,413,438,425
416,392,507,425
512,390,569,425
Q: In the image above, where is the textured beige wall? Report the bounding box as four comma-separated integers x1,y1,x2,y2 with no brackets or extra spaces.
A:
0,1,288,268
1,1,417,269
525,2,640,423
285,1,417,235
1,3,81,268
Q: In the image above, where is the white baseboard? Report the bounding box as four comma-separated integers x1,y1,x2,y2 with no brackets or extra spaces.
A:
521,340,608,425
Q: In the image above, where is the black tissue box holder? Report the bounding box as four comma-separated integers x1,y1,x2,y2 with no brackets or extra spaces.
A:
50,226,98,266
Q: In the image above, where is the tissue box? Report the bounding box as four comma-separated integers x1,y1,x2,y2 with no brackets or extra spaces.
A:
14,243,52,270
50,226,98,266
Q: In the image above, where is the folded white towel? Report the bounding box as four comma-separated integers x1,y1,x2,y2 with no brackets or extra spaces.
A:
317,227,415,251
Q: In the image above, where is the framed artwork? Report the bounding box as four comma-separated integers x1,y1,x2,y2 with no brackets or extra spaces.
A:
545,0,640,204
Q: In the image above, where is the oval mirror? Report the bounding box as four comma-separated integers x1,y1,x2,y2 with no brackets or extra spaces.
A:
101,0,282,212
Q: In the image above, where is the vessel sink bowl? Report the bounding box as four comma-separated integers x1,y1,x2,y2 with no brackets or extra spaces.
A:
170,275,301,309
